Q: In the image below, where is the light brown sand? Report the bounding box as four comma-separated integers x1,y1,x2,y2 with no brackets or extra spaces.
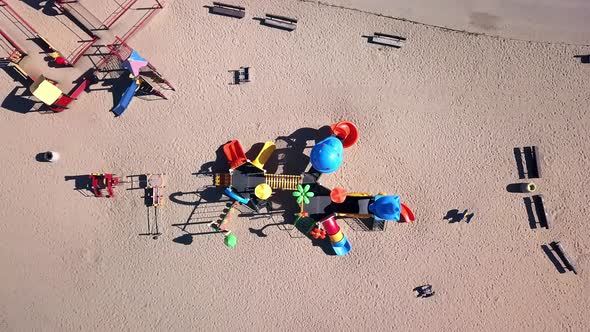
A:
0,0,589,330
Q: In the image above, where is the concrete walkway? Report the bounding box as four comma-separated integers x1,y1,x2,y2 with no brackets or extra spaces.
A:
312,0,590,45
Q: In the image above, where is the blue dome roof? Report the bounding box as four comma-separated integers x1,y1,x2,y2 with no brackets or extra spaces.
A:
310,137,343,174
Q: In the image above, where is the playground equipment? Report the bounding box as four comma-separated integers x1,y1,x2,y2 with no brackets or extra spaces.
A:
112,78,140,116
262,14,297,31
0,28,27,65
90,173,120,198
208,121,415,256
111,50,148,116
367,32,406,48
96,37,175,116
144,173,166,238
209,2,245,19
29,74,95,112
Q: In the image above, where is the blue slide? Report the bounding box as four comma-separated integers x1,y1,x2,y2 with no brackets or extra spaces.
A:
112,79,138,117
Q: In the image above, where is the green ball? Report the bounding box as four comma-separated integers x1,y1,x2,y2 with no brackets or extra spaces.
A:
224,234,237,248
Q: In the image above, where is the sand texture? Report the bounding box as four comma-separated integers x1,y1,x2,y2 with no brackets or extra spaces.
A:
0,0,589,331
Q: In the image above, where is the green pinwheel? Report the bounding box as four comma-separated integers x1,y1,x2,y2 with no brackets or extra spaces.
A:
293,184,315,205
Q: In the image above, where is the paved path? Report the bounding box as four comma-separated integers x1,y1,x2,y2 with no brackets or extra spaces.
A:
313,0,590,44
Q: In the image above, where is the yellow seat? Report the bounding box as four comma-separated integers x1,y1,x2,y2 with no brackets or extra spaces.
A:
255,183,272,200
251,141,276,170
30,75,63,105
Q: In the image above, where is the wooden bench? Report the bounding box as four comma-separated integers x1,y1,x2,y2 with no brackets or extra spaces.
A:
369,33,406,48
516,146,542,178
210,2,245,19
549,241,577,274
263,14,297,31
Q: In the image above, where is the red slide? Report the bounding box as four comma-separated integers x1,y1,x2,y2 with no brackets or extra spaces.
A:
400,203,416,223
223,140,248,170
330,121,359,148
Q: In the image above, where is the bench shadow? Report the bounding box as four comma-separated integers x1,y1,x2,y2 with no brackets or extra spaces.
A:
541,244,566,273
574,55,590,64
523,197,537,229
513,147,525,179
64,175,94,197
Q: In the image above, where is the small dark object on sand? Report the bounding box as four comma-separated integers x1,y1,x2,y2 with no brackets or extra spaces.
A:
414,285,435,298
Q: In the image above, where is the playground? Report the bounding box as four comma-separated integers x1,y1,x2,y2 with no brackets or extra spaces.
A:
0,0,171,113
0,0,589,331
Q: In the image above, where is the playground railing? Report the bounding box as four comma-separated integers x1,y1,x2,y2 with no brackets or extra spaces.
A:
120,2,163,43
103,0,139,28
55,0,106,31
0,28,26,60
0,0,38,35
66,36,99,65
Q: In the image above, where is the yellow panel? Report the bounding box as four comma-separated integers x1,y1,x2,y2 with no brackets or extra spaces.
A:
30,77,62,105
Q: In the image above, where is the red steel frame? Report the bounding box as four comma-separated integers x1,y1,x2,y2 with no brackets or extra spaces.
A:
1,0,66,60
66,36,99,65
120,1,164,43
55,0,162,31
0,0,39,35
103,0,138,28
108,37,175,90
0,28,26,60
95,36,175,98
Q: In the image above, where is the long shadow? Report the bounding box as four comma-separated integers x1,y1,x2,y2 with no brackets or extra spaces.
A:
169,187,223,206
22,0,59,16
523,146,541,179
64,175,94,197
506,183,525,193
169,186,231,243
1,86,39,114
194,144,231,176
513,147,525,179
541,244,566,273
109,75,132,110
523,197,537,229
22,0,43,10
443,209,467,223
2,65,33,86
532,195,550,229
173,233,193,245
272,126,331,174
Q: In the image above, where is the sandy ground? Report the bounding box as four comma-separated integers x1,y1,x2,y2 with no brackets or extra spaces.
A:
1,0,589,330
317,0,590,45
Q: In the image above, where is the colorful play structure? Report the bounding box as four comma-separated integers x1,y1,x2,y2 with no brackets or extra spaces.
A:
83,173,166,238
90,173,120,198
211,121,415,255
96,37,176,116
28,74,95,112
1,0,174,115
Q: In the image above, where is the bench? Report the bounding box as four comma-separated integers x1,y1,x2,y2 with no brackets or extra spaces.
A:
549,241,577,274
369,33,406,48
516,146,542,178
262,14,297,31
210,2,245,19
532,194,551,229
